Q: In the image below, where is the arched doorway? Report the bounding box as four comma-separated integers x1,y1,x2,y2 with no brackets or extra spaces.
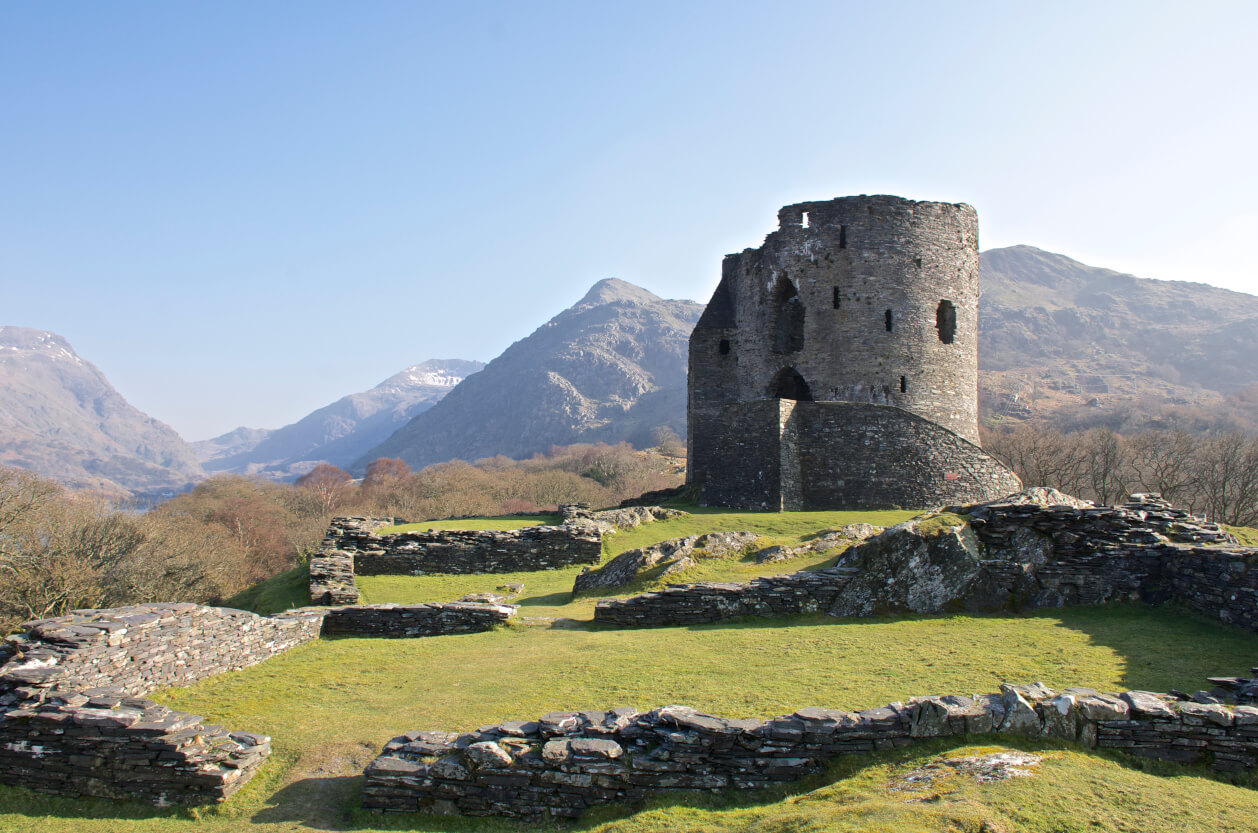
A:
770,367,813,401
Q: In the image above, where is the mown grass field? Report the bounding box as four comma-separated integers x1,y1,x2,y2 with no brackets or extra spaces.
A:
5,509,1258,832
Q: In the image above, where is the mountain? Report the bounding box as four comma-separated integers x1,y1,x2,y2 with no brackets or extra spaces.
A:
355,279,703,472
0,326,203,496
978,245,1258,431
195,359,484,479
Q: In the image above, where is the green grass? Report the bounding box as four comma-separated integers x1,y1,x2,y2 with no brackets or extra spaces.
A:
3,603,1257,832
8,508,1258,832
1224,524,1258,547
222,564,310,616
4,602,1258,831
377,514,560,535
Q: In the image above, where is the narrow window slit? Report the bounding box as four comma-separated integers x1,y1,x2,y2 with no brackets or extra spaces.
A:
832,287,841,309
839,225,847,249
718,338,730,355
900,375,907,393
936,300,956,344
885,309,893,332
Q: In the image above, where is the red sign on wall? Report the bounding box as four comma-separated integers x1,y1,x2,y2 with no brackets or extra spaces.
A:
943,472,959,481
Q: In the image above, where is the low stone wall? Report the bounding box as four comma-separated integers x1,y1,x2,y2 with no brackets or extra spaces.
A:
352,525,602,576
308,517,602,605
362,682,1258,819
0,692,271,805
322,603,516,638
0,603,326,805
0,603,326,700
593,494,1258,631
309,549,359,605
594,567,859,627
309,508,688,604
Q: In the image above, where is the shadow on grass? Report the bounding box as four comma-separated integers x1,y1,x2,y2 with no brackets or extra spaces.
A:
251,774,364,829
516,591,574,608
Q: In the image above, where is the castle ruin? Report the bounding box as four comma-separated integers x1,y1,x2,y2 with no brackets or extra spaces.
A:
687,194,1021,509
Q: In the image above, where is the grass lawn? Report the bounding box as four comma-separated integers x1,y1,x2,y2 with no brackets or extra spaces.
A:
2,603,1257,832
10,510,1257,831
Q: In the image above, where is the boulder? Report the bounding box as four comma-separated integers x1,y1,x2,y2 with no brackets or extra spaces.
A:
828,518,982,617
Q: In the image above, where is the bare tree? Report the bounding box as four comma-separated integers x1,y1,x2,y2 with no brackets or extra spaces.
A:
295,463,354,516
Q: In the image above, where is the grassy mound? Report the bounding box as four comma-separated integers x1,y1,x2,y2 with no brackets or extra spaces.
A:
222,564,310,616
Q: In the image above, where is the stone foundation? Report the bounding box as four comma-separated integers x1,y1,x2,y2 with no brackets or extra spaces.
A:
321,603,516,638
0,603,326,805
363,682,1258,819
593,494,1258,631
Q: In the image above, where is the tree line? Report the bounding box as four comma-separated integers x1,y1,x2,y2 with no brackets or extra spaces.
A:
0,442,682,633
982,425,1258,526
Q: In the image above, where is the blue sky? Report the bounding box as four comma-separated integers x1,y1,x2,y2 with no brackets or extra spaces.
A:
2,1,1255,440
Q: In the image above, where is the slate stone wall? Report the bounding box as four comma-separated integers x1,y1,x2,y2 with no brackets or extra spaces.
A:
593,495,1258,630
319,518,601,581
594,568,860,627
0,603,326,805
321,602,516,638
0,692,272,805
363,683,1258,819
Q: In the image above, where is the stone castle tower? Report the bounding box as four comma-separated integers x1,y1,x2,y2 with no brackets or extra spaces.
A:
687,194,1021,510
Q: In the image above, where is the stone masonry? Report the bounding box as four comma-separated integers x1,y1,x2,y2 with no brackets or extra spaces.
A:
594,493,1258,630
688,195,1021,510
363,682,1258,819
0,603,326,805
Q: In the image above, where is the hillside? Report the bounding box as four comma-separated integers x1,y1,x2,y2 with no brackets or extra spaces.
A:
978,246,1258,431
355,279,703,472
0,326,203,496
195,359,483,479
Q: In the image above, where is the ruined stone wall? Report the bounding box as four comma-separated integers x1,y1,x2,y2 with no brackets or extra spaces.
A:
321,602,515,638
0,693,272,805
593,495,1257,631
0,603,326,805
594,567,860,627
363,684,1258,819
325,520,601,578
0,603,326,699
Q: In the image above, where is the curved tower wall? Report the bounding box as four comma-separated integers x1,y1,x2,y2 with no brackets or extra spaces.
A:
687,194,1017,509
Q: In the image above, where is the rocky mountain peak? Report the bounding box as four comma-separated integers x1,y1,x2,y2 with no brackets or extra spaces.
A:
573,278,667,310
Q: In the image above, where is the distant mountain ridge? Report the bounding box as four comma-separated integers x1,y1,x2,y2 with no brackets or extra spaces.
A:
5,248,1254,497
0,326,203,496
355,279,703,472
978,245,1258,429
195,359,484,479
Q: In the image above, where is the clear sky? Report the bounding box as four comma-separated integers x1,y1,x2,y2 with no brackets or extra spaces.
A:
3,1,1255,440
